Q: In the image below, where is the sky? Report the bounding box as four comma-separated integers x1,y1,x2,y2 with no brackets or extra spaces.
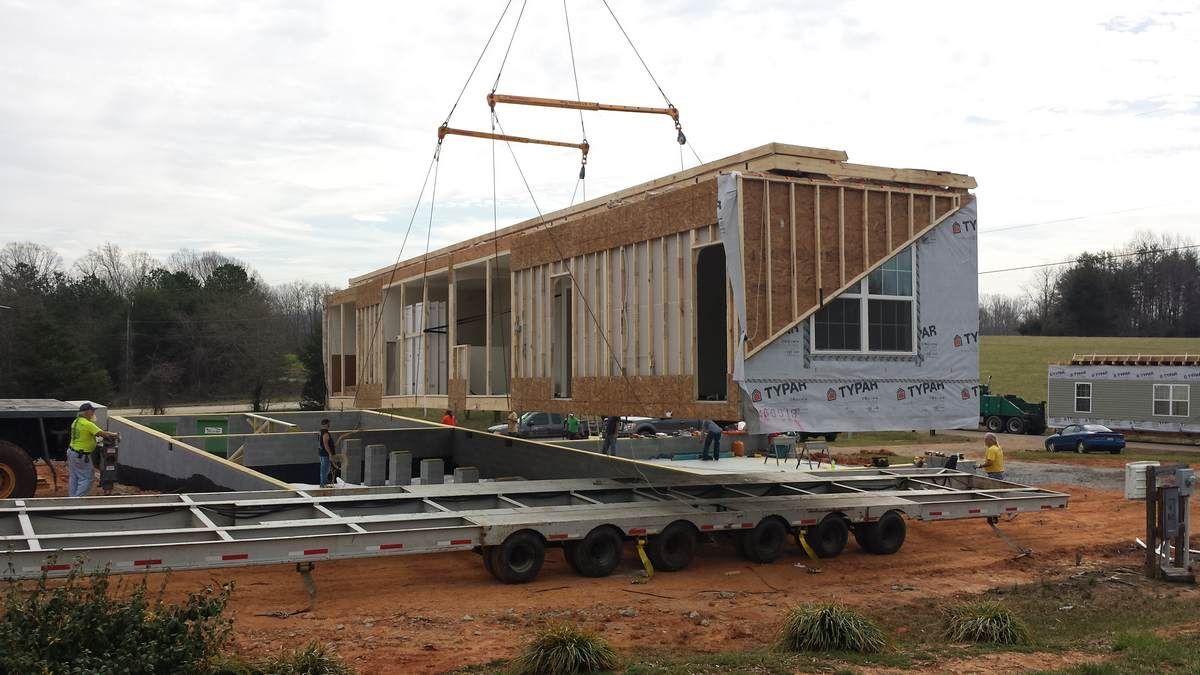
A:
1,0,1198,296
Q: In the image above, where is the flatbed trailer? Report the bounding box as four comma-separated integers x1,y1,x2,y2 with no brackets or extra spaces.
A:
0,467,1067,583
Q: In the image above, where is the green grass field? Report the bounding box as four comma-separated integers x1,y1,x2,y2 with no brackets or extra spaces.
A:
980,336,1200,404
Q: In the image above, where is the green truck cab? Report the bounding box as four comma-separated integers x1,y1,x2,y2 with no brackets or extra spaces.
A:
978,385,1046,435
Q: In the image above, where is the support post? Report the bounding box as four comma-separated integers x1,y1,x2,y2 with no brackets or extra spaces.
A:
1144,465,1157,579
389,451,412,486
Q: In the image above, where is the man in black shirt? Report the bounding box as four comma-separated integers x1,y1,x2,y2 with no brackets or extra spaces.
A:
318,419,336,487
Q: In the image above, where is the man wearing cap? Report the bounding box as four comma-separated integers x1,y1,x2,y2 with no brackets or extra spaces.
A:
68,403,118,497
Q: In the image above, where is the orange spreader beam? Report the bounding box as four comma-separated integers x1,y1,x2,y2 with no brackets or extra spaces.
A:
488,92,679,122
437,124,589,158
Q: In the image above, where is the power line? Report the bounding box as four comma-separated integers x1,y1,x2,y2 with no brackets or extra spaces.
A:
979,243,1200,275
982,205,1161,235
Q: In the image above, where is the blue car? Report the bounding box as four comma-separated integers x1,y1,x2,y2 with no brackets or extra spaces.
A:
1044,424,1125,454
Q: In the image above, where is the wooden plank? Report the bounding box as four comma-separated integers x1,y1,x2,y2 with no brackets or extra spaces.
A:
683,229,694,376
908,192,915,239
838,187,846,287
743,155,976,190
814,185,823,303
764,179,772,335
662,236,670,376
866,191,888,269
603,249,611,377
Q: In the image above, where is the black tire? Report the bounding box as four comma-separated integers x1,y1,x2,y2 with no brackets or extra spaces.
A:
857,511,907,555
806,515,849,559
565,527,624,577
1005,417,1026,435
482,548,496,576
0,440,37,500
739,518,789,564
1075,441,1086,454
645,521,697,572
1109,448,1122,455
636,426,656,436
823,433,839,443
985,416,1003,433
486,530,545,584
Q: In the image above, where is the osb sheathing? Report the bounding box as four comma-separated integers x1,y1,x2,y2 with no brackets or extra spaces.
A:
353,383,383,409
511,180,718,272
447,379,467,417
740,176,958,354
355,278,384,307
513,375,740,421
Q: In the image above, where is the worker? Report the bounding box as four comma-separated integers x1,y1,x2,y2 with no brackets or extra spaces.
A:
980,432,1005,480
317,418,336,487
67,403,118,497
601,415,620,455
701,420,723,461
506,410,519,435
441,409,457,426
565,412,581,439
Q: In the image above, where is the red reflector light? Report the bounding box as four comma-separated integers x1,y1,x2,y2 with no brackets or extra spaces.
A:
303,548,329,556
380,543,404,550
42,564,71,572
133,559,162,567
450,539,472,545
222,553,249,561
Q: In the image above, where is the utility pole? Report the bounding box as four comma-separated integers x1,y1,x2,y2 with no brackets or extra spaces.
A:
125,306,132,406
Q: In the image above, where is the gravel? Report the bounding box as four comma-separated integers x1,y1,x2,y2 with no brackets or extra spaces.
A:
1003,460,1124,491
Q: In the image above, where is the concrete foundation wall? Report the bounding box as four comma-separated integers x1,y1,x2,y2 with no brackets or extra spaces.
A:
111,417,287,493
552,433,770,460
449,429,685,482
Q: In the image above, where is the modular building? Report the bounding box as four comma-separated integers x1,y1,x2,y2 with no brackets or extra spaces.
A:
1047,355,1199,434
325,143,981,433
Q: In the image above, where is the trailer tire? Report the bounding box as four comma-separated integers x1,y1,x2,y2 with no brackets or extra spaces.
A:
739,517,788,563
565,526,624,577
857,511,906,555
646,521,697,572
0,440,37,500
486,530,545,584
1005,417,1026,435
807,515,849,559
985,416,1003,433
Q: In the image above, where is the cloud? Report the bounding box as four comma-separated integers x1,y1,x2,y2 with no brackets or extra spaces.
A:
0,0,1198,299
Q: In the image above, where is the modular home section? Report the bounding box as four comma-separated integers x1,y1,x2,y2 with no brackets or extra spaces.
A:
326,142,977,429
1047,357,1200,434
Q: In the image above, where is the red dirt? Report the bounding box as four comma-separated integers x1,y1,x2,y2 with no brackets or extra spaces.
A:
135,485,1192,673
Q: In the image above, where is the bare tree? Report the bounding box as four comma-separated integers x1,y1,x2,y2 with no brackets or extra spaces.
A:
166,249,242,284
1021,266,1061,333
979,293,1029,335
73,243,156,299
0,242,63,281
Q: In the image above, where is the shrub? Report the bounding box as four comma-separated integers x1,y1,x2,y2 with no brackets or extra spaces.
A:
0,561,232,674
775,603,888,654
253,641,354,674
942,601,1031,645
509,623,619,675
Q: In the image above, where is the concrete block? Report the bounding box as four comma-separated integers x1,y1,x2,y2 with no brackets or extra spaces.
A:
342,439,364,484
364,444,387,486
389,451,412,486
420,458,444,485
453,466,479,484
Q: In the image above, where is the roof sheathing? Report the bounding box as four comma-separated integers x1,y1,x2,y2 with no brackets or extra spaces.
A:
339,142,975,292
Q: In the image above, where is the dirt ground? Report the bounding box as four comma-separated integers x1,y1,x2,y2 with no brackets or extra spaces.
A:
132,481,1193,674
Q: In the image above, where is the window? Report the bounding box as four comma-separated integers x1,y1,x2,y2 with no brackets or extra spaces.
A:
1074,383,1091,413
813,247,914,354
1153,384,1189,417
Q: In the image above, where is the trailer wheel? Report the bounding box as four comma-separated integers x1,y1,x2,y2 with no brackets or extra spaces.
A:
739,517,788,563
646,521,697,572
0,440,37,500
565,526,624,577
1005,417,1026,435
486,530,545,584
806,515,849,559
984,416,1003,433
856,512,906,555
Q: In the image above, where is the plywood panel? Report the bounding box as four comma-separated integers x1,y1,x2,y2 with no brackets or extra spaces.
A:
914,193,932,233
889,192,909,252
843,188,866,283
934,195,955,221
741,178,771,352
818,185,841,298
793,184,819,314
768,181,794,336
866,191,888,269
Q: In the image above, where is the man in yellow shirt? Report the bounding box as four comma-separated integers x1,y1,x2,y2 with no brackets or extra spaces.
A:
68,403,118,497
980,432,1005,481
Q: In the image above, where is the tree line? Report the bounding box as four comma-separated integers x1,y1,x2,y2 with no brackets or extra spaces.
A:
0,242,334,411
979,232,1200,337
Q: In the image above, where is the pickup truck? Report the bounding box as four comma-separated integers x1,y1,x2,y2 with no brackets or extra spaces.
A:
488,411,591,439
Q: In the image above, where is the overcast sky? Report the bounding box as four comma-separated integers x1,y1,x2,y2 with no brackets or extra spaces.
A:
1,0,1197,296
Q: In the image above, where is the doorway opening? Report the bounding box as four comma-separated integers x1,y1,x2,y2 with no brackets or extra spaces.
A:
696,245,728,401
552,277,572,398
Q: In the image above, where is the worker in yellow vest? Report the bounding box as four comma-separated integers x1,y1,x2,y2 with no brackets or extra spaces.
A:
68,403,119,497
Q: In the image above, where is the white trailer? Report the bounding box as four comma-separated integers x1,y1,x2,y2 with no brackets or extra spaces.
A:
0,468,1066,583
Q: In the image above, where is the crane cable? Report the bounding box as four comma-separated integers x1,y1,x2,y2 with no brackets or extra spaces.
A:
563,0,588,197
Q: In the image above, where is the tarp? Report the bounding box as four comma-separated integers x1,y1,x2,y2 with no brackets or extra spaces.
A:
718,173,980,434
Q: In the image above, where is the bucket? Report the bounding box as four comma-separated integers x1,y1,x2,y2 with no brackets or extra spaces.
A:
732,440,745,457
1124,461,1160,500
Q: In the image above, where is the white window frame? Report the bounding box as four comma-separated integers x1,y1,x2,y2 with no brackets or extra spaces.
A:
1074,382,1092,413
811,248,917,356
1153,384,1190,417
